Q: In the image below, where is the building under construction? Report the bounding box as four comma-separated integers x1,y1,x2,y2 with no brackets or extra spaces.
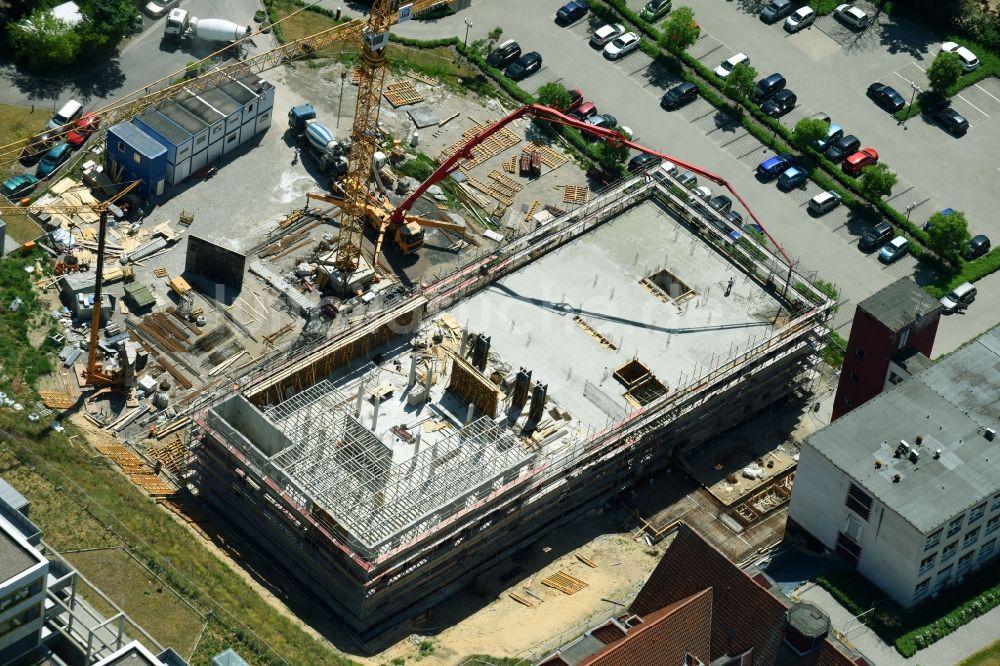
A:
190,171,834,640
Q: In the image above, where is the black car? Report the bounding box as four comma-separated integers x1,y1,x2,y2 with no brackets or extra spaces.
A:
708,195,733,214
628,153,660,173
825,134,861,163
859,221,894,252
867,83,905,113
661,82,698,110
724,210,744,226
966,234,991,260
556,0,588,24
761,89,796,118
505,52,542,80
759,0,794,23
487,40,521,68
923,102,969,135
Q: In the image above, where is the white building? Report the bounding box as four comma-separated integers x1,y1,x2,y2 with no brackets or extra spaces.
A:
0,500,48,664
789,326,1000,608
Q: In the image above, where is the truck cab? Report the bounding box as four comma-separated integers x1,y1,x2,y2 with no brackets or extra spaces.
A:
164,8,188,38
396,222,425,254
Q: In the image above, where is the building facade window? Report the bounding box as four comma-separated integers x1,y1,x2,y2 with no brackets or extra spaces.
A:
913,578,930,600
991,493,1000,512
969,503,987,523
958,551,974,573
948,516,964,538
0,583,34,613
845,483,873,520
986,515,1000,536
856,348,865,359
965,527,981,548
942,541,958,562
918,553,936,575
849,372,860,384
936,564,952,589
925,529,942,551
844,514,864,542
980,540,996,561
0,603,40,640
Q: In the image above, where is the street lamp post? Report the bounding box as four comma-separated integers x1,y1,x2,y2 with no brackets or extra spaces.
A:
337,71,347,128
464,19,473,47
906,201,917,222
902,82,920,129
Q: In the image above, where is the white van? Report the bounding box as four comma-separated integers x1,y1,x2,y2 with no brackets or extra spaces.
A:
940,282,976,313
48,100,83,130
808,191,842,215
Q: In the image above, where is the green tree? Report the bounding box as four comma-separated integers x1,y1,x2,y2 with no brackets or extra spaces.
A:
659,6,700,54
594,132,630,180
723,62,758,102
78,0,137,51
791,117,830,152
926,209,971,264
7,9,82,72
926,51,963,94
537,82,573,112
858,163,897,201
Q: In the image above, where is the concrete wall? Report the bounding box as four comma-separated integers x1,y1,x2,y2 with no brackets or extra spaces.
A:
211,394,291,458
184,234,246,292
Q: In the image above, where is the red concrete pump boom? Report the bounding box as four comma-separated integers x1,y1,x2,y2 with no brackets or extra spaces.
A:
392,103,792,267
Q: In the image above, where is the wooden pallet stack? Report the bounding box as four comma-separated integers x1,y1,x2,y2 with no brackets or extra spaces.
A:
540,570,588,595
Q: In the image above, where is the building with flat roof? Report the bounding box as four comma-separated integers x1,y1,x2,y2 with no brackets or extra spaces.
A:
535,523,871,666
790,326,1000,607
193,172,836,639
0,495,48,665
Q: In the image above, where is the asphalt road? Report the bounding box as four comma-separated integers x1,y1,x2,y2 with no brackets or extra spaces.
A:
0,0,266,115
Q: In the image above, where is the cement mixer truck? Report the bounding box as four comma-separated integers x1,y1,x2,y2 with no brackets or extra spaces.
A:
287,104,349,177
164,8,251,43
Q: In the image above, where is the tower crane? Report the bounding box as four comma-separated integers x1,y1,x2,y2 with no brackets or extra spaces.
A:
0,180,141,388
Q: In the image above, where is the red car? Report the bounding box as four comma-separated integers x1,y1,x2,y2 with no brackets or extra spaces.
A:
567,88,584,112
842,147,878,176
66,113,101,149
571,101,598,120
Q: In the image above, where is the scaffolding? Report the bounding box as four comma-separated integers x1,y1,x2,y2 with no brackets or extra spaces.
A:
261,380,534,552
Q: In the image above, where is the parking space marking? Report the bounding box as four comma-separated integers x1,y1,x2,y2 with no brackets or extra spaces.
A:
956,93,990,118
975,83,1000,105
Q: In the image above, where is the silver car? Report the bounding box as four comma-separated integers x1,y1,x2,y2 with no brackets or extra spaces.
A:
144,0,179,18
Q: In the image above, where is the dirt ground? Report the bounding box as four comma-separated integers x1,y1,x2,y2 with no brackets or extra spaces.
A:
363,509,661,666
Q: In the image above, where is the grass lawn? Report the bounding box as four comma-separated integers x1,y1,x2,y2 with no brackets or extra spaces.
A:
67,548,206,659
961,639,1000,666
0,104,48,245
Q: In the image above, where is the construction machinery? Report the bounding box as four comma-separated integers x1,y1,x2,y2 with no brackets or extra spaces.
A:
287,104,349,176
305,190,468,262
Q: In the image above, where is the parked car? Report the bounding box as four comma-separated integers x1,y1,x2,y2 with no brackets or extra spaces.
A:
785,7,815,32
639,0,672,22
859,221,893,252
708,195,733,213
66,112,101,148
604,32,641,59
940,282,976,313
505,52,542,80
47,100,83,130
676,171,698,189
584,115,618,138
730,222,764,240
752,73,786,103
628,153,660,173
808,191,842,215
941,41,980,72
815,123,843,152
777,166,808,190
866,83,905,112
556,0,588,24
762,89,796,117
843,147,879,176
1,174,40,200
756,153,795,180
715,53,750,78
661,82,698,109
966,234,991,259
825,134,861,163
37,142,72,178
922,207,954,232
19,133,57,164
691,185,712,201
144,0,179,17
571,102,598,120
487,40,521,68
879,236,909,263
922,102,969,135
760,0,794,24
591,23,625,48
724,210,744,226
834,4,869,30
